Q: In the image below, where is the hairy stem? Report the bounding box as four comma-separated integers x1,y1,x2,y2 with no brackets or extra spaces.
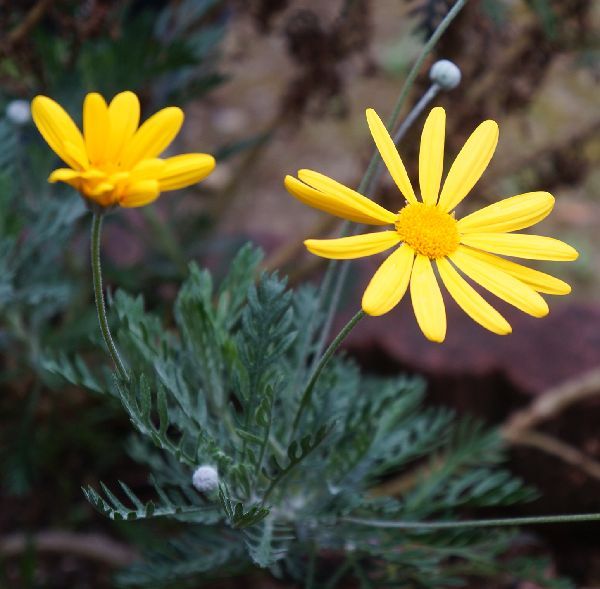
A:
90,212,128,381
341,512,600,530
292,309,365,434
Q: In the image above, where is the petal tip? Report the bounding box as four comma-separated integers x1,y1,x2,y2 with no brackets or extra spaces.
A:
204,154,217,171
304,239,320,256
31,95,51,109
484,119,499,138
297,168,315,180
171,106,184,121
31,95,55,120
284,175,299,191
365,108,382,126
84,91,104,102
116,90,137,99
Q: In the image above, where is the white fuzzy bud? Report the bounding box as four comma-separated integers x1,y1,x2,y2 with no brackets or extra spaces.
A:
6,99,31,125
429,60,461,90
192,465,219,493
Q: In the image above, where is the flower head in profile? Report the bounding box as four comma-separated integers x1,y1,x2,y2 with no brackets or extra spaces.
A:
285,107,578,342
31,91,215,209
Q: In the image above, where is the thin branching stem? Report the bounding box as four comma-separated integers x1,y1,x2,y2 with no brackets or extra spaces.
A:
386,0,467,129
90,212,128,381
341,512,600,530
292,309,365,434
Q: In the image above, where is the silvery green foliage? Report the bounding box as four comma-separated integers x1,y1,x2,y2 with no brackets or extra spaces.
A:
51,245,570,588
0,118,99,495
0,119,88,361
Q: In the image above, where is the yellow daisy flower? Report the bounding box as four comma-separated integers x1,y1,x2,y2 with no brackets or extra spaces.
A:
285,107,578,343
31,91,215,209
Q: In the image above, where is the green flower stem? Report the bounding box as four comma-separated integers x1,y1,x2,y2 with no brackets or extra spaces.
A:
90,212,128,381
341,512,600,530
292,309,365,434
392,83,441,151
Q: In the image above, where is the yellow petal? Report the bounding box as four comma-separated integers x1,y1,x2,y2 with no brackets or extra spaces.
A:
120,180,160,207
458,192,555,233
305,231,401,260
158,154,216,191
362,245,415,316
31,96,88,170
119,107,184,169
48,168,81,189
107,91,140,162
83,93,109,165
285,175,395,226
86,182,115,199
365,108,417,204
460,233,579,261
410,254,446,342
79,169,106,180
129,158,166,182
48,167,105,188
436,257,511,335
450,246,548,317
437,120,498,213
462,249,571,295
298,170,397,225
48,168,81,183
419,107,445,206
62,140,89,169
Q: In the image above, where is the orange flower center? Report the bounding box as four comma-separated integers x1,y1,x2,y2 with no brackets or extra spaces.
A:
395,202,460,259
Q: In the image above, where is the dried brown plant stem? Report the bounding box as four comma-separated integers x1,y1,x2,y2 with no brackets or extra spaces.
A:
4,0,53,49
0,530,137,567
507,430,600,481
373,367,600,497
502,366,600,435
501,366,600,481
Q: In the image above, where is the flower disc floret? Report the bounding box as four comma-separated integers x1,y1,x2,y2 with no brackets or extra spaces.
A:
394,203,459,259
